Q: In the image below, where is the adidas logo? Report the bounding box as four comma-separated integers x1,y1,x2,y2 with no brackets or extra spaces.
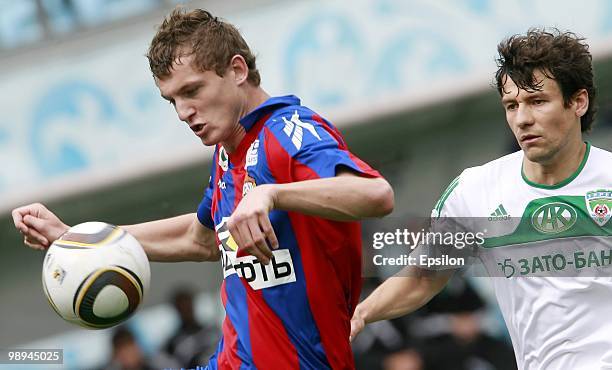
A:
282,110,321,150
488,204,510,221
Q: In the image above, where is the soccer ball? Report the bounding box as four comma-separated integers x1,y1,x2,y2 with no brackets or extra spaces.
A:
41,222,150,329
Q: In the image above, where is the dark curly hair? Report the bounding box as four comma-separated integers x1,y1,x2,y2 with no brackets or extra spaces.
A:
495,28,597,132
147,8,260,86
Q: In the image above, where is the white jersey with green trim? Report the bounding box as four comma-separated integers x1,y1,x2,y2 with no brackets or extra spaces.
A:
433,143,612,370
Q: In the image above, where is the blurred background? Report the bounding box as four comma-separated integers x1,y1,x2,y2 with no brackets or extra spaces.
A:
1,0,612,369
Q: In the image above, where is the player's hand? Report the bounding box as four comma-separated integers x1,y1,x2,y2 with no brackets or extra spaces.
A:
227,184,279,265
350,306,366,342
11,203,70,250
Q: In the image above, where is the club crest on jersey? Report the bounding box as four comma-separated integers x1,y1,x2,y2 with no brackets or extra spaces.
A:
531,202,577,234
282,110,321,150
242,174,257,197
245,140,259,169
218,146,229,172
585,189,612,226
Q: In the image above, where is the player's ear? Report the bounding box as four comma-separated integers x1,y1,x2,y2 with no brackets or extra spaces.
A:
229,55,248,86
572,88,589,118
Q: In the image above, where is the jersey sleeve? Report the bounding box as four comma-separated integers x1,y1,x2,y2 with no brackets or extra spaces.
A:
413,171,479,269
196,176,214,230
263,108,381,181
430,170,475,236
431,172,463,219
196,149,217,230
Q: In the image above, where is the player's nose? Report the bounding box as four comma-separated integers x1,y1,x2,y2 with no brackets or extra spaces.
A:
515,104,535,128
175,99,196,123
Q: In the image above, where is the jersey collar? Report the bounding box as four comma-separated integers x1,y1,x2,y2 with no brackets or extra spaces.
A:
226,95,300,166
239,95,300,132
521,141,591,189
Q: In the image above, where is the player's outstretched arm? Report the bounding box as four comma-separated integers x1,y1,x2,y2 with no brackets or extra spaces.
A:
122,214,219,263
271,170,394,220
227,170,394,264
350,266,453,341
12,203,70,250
12,203,218,262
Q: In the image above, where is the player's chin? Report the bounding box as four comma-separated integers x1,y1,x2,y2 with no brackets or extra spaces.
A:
523,146,553,163
199,133,216,146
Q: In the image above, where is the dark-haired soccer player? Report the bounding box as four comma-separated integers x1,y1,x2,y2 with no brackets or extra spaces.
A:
352,29,612,370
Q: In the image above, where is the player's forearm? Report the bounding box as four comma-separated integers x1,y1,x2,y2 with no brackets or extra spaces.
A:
356,278,432,324
271,175,394,221
356,267,450,323
122,213,218,262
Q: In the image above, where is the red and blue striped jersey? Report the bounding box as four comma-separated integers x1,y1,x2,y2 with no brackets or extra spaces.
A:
196,95,381,370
